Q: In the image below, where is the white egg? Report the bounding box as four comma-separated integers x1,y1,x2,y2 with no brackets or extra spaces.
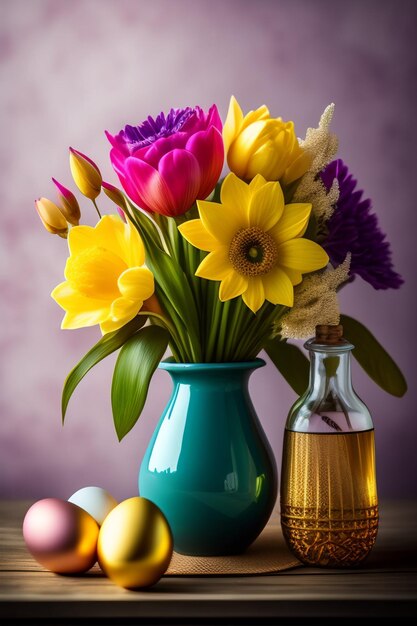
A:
68,486,118,526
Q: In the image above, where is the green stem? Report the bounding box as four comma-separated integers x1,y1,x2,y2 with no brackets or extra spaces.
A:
222,298,249,361
215,300,231,362
206,286,223,362
92,198,102,219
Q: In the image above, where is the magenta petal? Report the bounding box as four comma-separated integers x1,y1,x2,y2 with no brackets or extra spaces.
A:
52,177,75,201
109,150,152,212
109,148,128,176
206,104,223,132
186,126,224,199
141,134,188,167
105,130,130,156
125,157,175,216
158,149,201,216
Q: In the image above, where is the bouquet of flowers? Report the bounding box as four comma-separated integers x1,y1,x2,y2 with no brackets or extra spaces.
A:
36,97,406,440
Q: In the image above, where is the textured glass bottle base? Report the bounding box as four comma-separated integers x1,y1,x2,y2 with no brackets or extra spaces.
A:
280,429,378,568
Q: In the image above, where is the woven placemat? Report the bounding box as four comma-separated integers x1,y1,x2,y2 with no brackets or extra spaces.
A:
165,524,301,576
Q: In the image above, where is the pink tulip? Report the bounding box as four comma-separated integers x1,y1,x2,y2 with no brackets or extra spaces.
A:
106,105,224,217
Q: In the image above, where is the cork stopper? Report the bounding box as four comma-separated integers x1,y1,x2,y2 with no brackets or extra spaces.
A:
314,324,345,345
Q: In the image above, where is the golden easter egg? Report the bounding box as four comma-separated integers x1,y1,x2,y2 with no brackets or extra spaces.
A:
22,498,99,574
97,497,173,588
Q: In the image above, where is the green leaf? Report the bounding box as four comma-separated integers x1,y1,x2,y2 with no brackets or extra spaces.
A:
111,325,169,441
264,338,310,396
146,243,201,361
340,314,407,397
62,316,147,422
125,199,163,250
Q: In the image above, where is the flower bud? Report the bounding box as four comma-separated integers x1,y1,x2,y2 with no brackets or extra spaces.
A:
69,148,102,200
52,178,81,225
102,181,126,208
35,197,68,237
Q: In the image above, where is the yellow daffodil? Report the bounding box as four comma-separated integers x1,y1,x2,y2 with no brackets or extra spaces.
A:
179,173,329,314
52,215,154,333
223,96,311,184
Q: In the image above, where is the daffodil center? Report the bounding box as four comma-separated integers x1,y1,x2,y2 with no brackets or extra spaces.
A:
229,227,278,276
66,246,127,299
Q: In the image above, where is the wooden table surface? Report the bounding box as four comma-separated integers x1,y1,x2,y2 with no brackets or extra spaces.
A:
1,500,417,624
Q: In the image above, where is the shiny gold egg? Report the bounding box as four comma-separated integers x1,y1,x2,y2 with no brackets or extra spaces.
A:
97,497,173,588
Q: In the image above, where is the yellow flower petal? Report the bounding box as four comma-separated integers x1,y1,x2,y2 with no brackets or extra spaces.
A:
278,239,329,272
61,308,108,329
220,172,251,215
52,281,109,313
123,218,146,267
100,297,143,333
283,267,303,285
68,224,98,256
242,278,265,313
228,120,268,177
96,215,144,266
246,138,286,181
198,198,246,245
99,319,124,334
219,271,248,301
64,245,126,299
249,173,268,192
109,296,142,322
249,181,284,232
269,203,312,245
178,219,218,251
222,95,244,154
262,267,294,307
195,248,231,280
118,267,154,300
282,149,312,185
240,104,270,131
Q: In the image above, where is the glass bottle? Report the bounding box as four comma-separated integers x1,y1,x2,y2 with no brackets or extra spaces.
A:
280,324,378,567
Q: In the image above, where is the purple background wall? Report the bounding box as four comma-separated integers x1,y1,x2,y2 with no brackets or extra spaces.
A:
1,0,416,501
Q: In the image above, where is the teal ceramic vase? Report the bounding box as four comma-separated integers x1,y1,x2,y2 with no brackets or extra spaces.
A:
139,358,277,556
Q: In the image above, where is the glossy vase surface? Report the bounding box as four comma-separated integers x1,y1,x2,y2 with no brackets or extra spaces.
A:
280,326,378,568
139,358,277,556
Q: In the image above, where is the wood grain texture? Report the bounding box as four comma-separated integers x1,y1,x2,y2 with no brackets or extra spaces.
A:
1,500,417,623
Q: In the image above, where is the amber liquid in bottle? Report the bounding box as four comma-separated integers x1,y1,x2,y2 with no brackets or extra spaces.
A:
281,429,379,567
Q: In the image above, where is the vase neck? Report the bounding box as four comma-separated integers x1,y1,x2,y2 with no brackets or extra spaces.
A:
159,359,265,388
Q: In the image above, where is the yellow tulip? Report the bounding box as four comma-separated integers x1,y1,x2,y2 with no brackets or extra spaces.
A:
35,197,68,238
69,148,102,200
51,215,154,333
223,96,311,185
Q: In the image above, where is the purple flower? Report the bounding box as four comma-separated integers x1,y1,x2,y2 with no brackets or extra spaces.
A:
320,159,403,290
